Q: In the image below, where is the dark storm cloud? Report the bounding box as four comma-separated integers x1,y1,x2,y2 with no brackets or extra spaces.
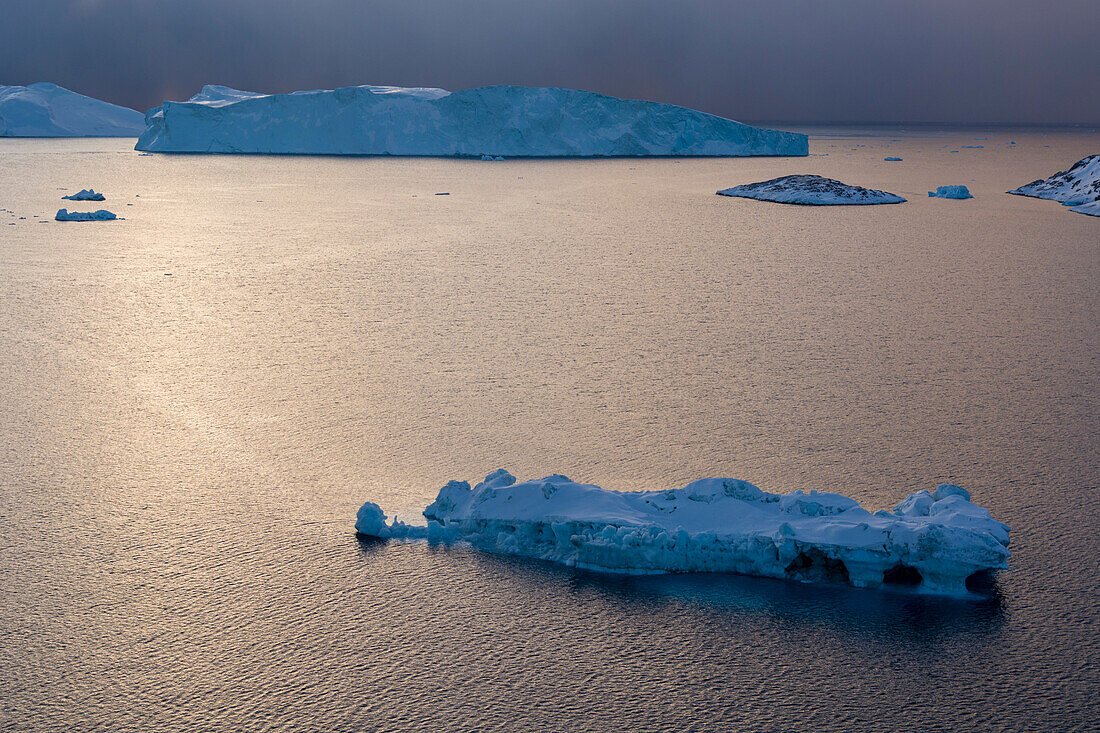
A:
1,0,1097,123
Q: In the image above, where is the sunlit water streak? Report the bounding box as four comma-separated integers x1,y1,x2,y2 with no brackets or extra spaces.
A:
0,129,1097,731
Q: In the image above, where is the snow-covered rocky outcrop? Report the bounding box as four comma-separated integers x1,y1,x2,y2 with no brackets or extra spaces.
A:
0,83,144,137
928,185,973,200
135,84,808,157
61,189,106,201
717,175,905,205
356,471,1009,595
55,209,116,221
1009,155,1100,217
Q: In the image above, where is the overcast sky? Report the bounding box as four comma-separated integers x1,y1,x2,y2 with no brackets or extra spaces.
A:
2,0,1097,123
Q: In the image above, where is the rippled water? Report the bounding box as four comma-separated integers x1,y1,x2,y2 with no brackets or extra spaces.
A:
1,129,1097,731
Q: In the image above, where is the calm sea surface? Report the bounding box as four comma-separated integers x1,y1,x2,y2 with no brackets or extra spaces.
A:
1,129,1097,732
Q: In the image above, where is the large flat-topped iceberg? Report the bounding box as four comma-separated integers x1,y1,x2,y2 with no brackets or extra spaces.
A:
0,83,144,137
135,84,808,157
717,175,906,205
356,471,1009,595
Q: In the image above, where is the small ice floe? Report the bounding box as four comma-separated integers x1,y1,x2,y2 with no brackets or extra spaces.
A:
355,471,1010,595
55,208,117,221
717,174,905,205
928,185,973,199
1008,155,1099,217
479,154,505,161
884,156,903,161
61,189,106,201
1070,200,1100,217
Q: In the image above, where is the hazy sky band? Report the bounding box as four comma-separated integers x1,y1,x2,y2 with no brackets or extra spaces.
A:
2,0,1097,124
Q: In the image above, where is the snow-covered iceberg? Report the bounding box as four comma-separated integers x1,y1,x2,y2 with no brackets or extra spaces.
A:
1008,155,1099,211
928,185,973,199
356,471,1009,595
717,175,906,205
61,189,106,201
0,83,144,137
135,84,808,157
55,208,116,221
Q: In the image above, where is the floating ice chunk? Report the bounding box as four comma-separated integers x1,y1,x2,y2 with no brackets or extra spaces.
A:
135,84,808,157
928,185,973,199
717,175,906,205
480,154,506,161
1070,200,1100,217
355,502,392,538
884,156,903,161
0,83,144,137
55,208,116,221
61,189,106,201
357,471,1010,594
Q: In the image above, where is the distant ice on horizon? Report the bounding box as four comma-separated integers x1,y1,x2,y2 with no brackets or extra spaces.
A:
0,83,144,137
135,83,808,158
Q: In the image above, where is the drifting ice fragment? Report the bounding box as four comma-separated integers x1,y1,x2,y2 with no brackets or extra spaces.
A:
55,209,116,221
61,189,106,201
356,471,1010,595
928,185,973,199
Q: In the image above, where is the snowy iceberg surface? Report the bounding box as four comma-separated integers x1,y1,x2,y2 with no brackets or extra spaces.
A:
717,175,906,205
1009,155,1099,208
135,84,808,157
357,471,1009,595
928,185,973,199
62,189,106,201
0,83,144,137
55,208,116,221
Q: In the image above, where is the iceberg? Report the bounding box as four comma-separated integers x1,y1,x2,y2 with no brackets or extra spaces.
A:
356,471,1010,595
0,83,144,137
1070,200,1100,217
55,209,116,221
717,175,906,205
135,84,808,157
61,189,106,201
928,185,973,199
1008,155,1099,208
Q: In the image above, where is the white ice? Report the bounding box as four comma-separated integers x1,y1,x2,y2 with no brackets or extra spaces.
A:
0,83,144,137
135,84,808,157
55,209,116,221
356,470,1009,595
717,175,906,205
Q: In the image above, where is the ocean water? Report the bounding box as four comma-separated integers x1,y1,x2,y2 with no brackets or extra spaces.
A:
0,129,1097,732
